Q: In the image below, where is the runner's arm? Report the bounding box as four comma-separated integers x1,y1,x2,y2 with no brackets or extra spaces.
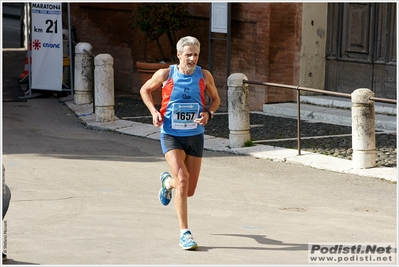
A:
195,69,220,125
203,69,220,116
140,68,170,127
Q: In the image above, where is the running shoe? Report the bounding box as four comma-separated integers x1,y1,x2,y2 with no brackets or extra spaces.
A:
179,231,198,250
159,172,172,206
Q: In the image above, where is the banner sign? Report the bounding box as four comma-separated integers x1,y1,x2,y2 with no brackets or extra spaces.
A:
31,2,63,91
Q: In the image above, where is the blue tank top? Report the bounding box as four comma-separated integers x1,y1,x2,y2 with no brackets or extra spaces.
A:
160,65,206,136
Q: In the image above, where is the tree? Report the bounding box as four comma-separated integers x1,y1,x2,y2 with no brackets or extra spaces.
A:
133,3,192,62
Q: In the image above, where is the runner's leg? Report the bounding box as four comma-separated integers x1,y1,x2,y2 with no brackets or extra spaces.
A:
164,149,189,230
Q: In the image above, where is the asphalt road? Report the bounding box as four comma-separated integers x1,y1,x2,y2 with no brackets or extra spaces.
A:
2,96,397,265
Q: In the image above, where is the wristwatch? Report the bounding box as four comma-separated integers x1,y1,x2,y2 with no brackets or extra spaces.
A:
207,110,214,119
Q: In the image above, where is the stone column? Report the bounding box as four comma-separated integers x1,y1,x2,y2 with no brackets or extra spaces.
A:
351,88,376,169
94,54,115,123
227,73,251,148
74,42,93,105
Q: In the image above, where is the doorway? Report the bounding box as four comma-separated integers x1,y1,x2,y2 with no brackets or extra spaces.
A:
325,3,396,99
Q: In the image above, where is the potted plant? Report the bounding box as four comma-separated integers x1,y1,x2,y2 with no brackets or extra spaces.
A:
132,3,192,104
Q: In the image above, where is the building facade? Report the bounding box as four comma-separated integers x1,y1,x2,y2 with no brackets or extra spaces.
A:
67,2,396,110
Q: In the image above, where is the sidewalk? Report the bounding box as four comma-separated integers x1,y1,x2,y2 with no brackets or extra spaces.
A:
64,100,397,183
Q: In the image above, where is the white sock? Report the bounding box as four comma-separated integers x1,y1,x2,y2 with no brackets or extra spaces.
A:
164,177,172,190
180,228,190,236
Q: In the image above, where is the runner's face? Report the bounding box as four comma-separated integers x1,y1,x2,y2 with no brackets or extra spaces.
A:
177,45,199,74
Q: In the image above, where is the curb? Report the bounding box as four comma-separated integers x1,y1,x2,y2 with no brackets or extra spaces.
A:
63,99,397,183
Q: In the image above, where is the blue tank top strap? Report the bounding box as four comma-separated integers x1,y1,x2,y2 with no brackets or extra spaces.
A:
167,64,177,80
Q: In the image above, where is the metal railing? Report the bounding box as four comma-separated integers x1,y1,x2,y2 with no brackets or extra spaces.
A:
242,80,397,155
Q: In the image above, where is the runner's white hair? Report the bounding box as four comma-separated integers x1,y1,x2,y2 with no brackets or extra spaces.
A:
176,36,200,54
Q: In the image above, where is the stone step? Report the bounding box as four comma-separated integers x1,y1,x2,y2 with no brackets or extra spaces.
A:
262,96,397,131
300,95,397,115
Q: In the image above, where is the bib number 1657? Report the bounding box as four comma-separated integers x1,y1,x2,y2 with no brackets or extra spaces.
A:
175,111,196,121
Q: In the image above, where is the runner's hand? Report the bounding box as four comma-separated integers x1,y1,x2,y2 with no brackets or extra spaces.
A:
194,112,208,126
152,111,163,127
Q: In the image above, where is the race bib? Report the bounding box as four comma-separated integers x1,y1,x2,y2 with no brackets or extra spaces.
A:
171,103,199,130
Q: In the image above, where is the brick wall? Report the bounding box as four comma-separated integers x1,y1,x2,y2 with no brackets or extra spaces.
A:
68,3,302,109
267,3,302,103
68,3,136,95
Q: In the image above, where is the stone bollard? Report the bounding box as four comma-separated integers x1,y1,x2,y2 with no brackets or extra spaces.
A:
227,73,251,148
94,54,115,122
74,42,94,105
351,88,376,169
